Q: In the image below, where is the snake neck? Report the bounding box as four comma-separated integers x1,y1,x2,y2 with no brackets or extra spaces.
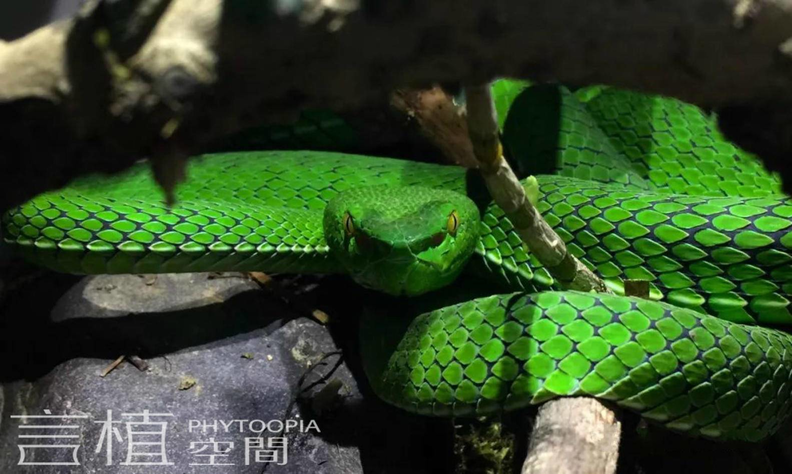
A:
2,197,342,275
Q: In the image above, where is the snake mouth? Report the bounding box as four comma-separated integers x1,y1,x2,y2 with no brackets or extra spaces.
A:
416,256,453,273
350,231,467,296
353,257,457,297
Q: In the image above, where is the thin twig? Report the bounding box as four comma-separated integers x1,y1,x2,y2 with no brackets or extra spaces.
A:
464,85,608,292
624,280,650,299
464,83,619,474
128,355,150,372
248,272,331,325
99,355,126,377
259,351,344,474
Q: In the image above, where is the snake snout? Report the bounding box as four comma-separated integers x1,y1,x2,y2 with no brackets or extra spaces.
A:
354,233,410,264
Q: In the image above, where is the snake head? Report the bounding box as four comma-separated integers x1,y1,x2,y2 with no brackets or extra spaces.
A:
324,185,480,296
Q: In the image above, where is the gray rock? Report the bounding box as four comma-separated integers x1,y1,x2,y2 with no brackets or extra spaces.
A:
0,272,449,473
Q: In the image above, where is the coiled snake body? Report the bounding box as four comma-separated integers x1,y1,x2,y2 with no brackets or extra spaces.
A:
4,84,792,442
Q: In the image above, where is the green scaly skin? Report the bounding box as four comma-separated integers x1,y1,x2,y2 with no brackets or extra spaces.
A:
3,84,792,442
364,291,792,442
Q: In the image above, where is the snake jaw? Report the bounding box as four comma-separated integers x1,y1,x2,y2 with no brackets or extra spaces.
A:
417,259,450,272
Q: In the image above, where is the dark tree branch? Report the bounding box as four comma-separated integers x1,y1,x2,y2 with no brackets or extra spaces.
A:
3,0,792,206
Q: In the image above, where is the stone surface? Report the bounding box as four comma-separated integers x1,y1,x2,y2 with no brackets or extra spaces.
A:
0,270,452,473
1,260,788,474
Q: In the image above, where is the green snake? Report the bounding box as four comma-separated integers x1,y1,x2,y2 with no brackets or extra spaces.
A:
4,82,792,443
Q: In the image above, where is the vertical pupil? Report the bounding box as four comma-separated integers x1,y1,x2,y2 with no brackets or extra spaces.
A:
448,212,458,233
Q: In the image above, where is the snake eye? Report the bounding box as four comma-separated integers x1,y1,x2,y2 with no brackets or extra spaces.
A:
447,211,459,236
343,212,355,236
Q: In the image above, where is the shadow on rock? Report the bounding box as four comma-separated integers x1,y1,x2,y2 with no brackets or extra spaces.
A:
0,272,295,382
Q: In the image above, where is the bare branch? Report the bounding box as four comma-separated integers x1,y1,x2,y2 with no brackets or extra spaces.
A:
2,0,792,208
464,84,607,292
522,398,621,474
463,83,618,474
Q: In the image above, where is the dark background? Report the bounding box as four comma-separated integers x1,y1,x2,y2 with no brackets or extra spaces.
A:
0,0,82,41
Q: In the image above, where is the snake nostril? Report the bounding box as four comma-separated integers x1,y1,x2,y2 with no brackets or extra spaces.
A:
355,234,373,252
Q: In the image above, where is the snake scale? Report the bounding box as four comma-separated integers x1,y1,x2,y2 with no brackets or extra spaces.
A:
4,81,792,442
